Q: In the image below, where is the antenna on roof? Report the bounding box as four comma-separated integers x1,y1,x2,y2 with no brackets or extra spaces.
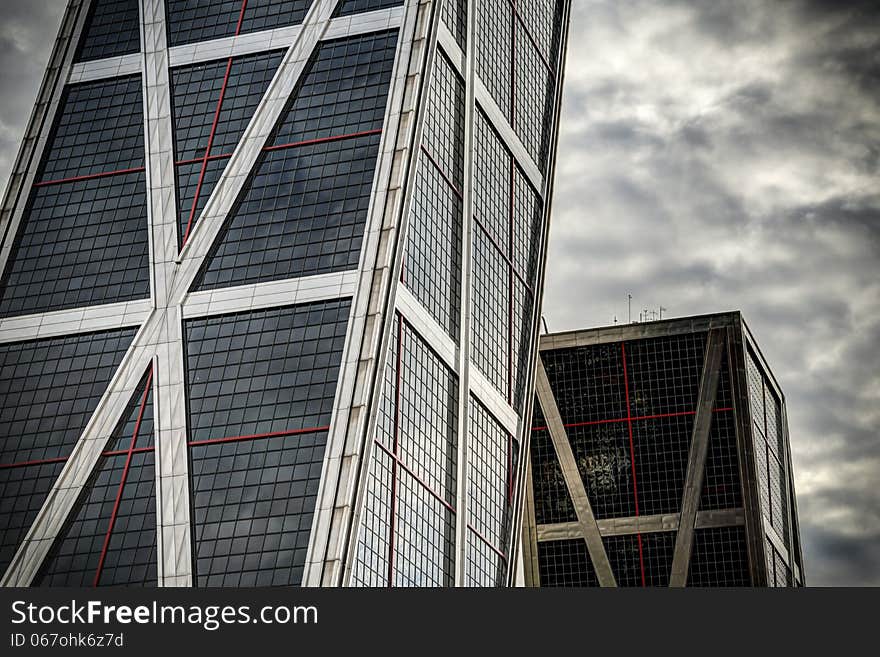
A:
541,315,549,335
627,293,632,324
659,306,667,320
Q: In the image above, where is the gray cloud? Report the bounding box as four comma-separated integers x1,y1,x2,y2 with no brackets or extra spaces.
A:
547,0,879,585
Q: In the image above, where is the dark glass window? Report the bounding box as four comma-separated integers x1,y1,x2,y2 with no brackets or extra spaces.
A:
0,327,136,573
569,422,636,519
171,50,284,243
37,370,157,587
475,0,512,118
270,31,398,146
333,0,403,17
474,0,566,172
441,0,467,51
192,31,398,291
351,315,458,587
185,299,350,586
537,538,598,586
0,74,149,317
471,110,542,410
687,526,751,586
0,172,149,317
603,531,675,587
404,51,465,340
466,397,517,586
700,409,742,511
529,425,576,524
75,0,141,63
747,350,789,546
165,0,312,47
624,333,706,418
38,75,144,183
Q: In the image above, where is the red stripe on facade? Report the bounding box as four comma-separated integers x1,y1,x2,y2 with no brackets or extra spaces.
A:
234,0,249,35
33,166,146,188
0,456,69,470
530,407,735,433
182,55,235,246
188,425,330,448
374,440,456,514
467,524,508,562
420,145,462,199
620,342,647,586
263,128,383,153
93,368,153,587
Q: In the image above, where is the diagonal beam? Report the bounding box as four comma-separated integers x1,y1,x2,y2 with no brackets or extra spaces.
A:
535,359,616,587
669,327,726,586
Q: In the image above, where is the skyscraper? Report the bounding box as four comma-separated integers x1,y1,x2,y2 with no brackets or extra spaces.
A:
0,0,570,587
523,312,804,586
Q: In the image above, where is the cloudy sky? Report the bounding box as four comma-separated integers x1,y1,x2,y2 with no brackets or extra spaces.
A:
1,1,877,586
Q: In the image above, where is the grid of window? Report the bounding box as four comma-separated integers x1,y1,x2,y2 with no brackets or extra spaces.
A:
165,0,312,47
471,223,510,394
37,372,157,587
394,467,456,587
603,531,676,587
700,410,742,510
541,344,627,426
193,134,380,290
441,0,467,51
0,173,149,318
529,427,575,524
333,0,404,17
0,329,137,465
518,0,565,63
185,300,350,441
534,337,743,523
0,327,136,574
192,31,398,291
473,0,565,172
403,52,464,339
475,0,512,118
0,461,66,577
624,333,707,418
631,415,693,516
513,169,544,297
466,397,516,586
771,545,793,587
397,321,458,504
38,76,144,182
568,422,635,519
514,21,554,171
404,158,462,338
75,0,141,63
351,315,459,587
171,50,284,243
185,299,350,586
537,539,598,587
466,530,506,587
421,51,465,187
349,448,393,586
190,427,327,586
687,526,751,586
271,31,398,146
747,350,790,547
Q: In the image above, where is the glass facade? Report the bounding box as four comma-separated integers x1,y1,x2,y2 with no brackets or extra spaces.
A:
0,0,569,587
0,328,136,574
525,315,803,587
